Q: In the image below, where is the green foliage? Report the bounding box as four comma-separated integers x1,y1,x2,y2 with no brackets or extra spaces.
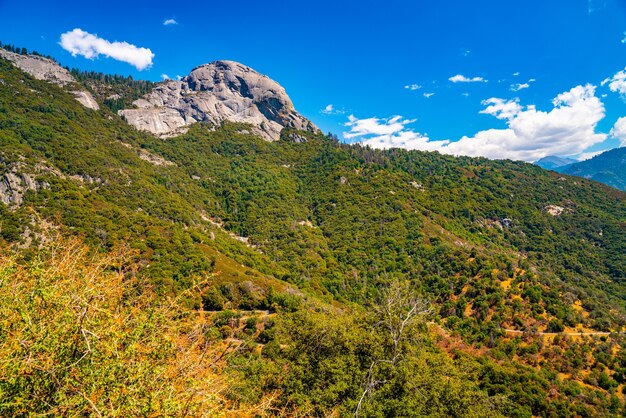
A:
560,146,626,191
0,239,252,416
69,68,155,112
0,52,625,416
230,304,506,417
0,42,54,60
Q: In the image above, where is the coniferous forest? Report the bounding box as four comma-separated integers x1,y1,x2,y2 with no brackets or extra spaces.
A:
0,46,625,417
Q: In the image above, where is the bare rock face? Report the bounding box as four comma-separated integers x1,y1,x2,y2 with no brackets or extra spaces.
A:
0,169,45,206
72,90,100,110
119,60,317,141
0,49,99,110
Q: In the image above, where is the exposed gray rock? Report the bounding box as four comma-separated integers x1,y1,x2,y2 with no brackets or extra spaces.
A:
73,90,100,110
0,172,39,206
0,48,99,110
68,174,102,184
119,60,317,141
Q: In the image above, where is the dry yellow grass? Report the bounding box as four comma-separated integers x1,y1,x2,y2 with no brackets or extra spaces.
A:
0,237,275,417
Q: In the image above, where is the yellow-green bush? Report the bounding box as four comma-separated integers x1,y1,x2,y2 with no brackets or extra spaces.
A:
0,238,269,416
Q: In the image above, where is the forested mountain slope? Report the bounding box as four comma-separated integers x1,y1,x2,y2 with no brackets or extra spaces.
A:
558,147,626,191
1,52,626,416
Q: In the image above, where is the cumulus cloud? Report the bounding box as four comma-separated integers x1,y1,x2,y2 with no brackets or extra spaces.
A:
423,92,435,98
610,117,626,146
163,19,178,26
404,84,421,91
161,73,170,80
479,98,522,120
347,84,607,161
449,74,487,83
59,28,154,70
602,68,626,96
513,71,520,76
445,84,606,160
344,115,449,151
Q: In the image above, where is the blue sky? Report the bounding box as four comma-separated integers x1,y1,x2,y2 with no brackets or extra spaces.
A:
1,0,626,161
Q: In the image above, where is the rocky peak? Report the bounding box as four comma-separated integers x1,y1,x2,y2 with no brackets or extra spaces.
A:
0,48,99,110
119,60,317,141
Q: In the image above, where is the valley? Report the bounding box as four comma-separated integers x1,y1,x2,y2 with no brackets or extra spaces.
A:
0,44,625,417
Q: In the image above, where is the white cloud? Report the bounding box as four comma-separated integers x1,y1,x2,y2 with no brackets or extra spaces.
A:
449,74,487,83
423,92,435,98
404,84,421,91
610,116,626,146
513,72,520,76
445,84,607,161
347,84,607,162
576,150,607,161
602,68,626,96
479,98,522,120
59,28,154,70
322,104,335,114
511,78,535,91
622,32,626,44
345,115,409,139
510,83,529,91
161,73,170,80
461,93,470,97
344,115,449,151
163,19,178,26
321,104,346,115
176,75,183,80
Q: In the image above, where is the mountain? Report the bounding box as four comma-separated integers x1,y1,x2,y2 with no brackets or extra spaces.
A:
0,48,99,110
558,147,626,191
119,60,318,141
534,155,577,170
1,47,626,416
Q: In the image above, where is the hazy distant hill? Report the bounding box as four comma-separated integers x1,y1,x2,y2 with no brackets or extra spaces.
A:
534,155,577,170
558,147,626,191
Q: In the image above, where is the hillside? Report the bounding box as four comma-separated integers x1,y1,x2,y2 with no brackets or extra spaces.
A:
1,50,626,416
558,147,626,191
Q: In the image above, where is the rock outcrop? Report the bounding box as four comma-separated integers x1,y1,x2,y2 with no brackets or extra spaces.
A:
119,60,317,141
0,49,99,110
0,170,46,206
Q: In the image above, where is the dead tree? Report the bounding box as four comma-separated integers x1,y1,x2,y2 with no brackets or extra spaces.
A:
355,280,430,417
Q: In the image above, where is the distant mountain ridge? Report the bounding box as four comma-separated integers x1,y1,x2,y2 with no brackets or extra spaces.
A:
558,147,626,191
534,155,577,170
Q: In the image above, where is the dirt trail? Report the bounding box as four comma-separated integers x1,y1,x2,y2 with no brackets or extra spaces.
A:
503,329,616,336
